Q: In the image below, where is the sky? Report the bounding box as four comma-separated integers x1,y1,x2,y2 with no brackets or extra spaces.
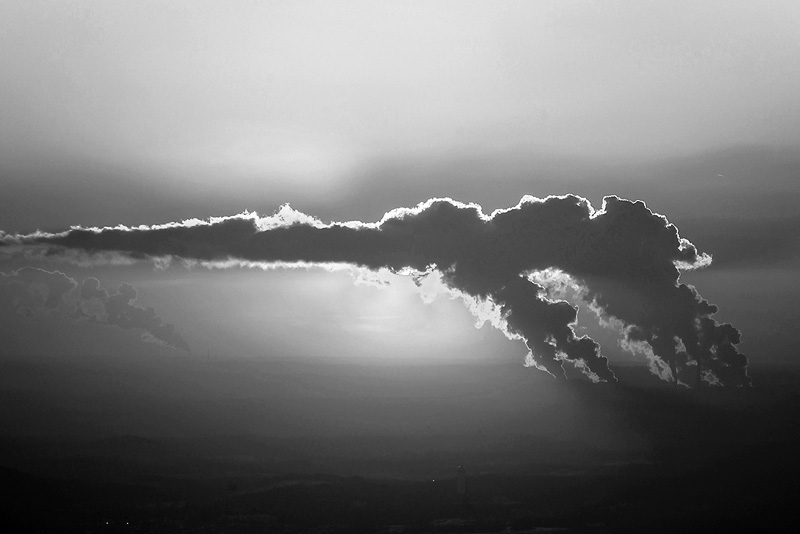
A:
1,1,800,438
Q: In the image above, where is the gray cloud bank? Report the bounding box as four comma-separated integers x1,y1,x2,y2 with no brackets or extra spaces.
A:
4,195,748,386
0,267,189,351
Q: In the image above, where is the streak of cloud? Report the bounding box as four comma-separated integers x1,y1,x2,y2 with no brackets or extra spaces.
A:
3,195,748,385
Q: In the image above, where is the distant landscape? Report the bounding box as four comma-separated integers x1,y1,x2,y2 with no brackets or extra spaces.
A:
2,358,798,532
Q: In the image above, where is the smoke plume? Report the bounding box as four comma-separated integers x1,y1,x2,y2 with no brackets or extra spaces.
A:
0,267,190,352
3,195,749,386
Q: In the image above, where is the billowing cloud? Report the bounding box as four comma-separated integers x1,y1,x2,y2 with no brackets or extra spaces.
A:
3,195,748,386
0,267,189,352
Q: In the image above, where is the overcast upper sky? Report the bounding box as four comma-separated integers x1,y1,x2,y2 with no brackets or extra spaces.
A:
2,1,800,429
2,1,799,227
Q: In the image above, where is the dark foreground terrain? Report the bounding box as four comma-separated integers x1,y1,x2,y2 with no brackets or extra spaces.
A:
1,362,799,532
1,436,797,533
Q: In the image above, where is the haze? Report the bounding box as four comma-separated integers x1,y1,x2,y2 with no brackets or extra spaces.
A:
1,2,799,530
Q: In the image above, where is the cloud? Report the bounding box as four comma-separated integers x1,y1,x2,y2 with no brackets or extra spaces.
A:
0,267,76,314
0,267,189,352
78,278,191,352
4,195,749,386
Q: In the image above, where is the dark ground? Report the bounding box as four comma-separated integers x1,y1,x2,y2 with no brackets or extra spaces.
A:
1,364,799,533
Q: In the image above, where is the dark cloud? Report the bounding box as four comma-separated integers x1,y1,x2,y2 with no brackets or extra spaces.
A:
77,278,191,352
0,267,189,352
6,195,749,385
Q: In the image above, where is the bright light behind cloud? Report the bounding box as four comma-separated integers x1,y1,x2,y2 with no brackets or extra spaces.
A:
1,1,795,383
136,267,509,363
